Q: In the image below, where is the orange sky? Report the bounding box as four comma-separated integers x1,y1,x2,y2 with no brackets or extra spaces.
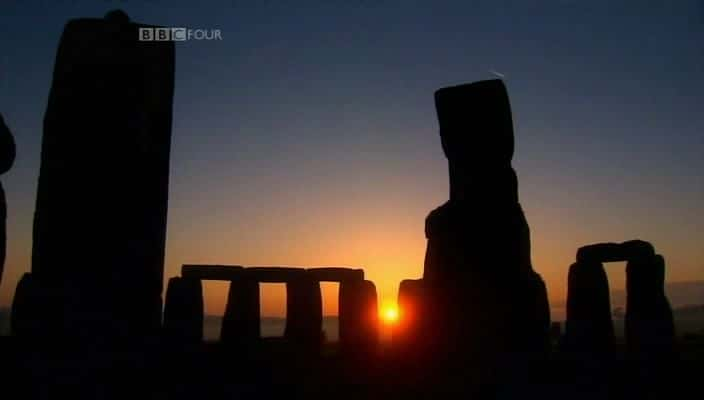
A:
1,0,703,327
1,169,702,320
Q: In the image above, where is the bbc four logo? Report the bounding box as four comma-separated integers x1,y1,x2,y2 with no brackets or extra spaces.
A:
139,27,222,42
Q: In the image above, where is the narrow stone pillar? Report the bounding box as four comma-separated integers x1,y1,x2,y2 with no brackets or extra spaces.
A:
360,280,380,350
393,279,427,353
221,278,261,345
625,254,674,360
285,276,322,352
339,279,379,355
163,277,203,345
564,261,614,358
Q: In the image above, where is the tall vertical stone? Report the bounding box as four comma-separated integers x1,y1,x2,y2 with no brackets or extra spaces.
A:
285,276,323,351
221,278,261,345
393,279,428,354
625,254,674,360
420,80,550,368
22,10,174,344
563,261,614,357
339,279,379,356
163,277,204,345
0,114,15,287
360,280,380,352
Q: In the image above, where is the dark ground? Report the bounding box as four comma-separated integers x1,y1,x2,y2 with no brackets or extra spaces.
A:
1,335,702,399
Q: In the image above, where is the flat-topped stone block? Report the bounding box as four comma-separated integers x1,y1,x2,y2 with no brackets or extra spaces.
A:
576,240,655,264
306,267,364,282
181,264,243,281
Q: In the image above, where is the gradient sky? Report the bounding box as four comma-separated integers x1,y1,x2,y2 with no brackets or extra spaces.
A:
0,1,702,318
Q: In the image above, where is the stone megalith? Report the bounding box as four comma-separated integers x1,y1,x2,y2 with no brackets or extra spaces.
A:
285,275,323,351
625,254,674,360
577,240,655,264
569,240,674,360
419,80,550,366
20,10,174,344
0,114,15,287
563,261,614,357
163,277,204,345
221,277,261,345
339,279,379,356
393,279,428,354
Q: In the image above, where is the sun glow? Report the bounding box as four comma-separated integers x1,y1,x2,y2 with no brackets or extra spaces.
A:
381,304,399,324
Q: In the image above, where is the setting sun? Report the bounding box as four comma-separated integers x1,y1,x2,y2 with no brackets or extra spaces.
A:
381,304,399,324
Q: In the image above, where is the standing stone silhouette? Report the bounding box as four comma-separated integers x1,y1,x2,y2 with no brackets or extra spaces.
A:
163,277,204,346
15,10,174,346
421,80,550,370
0,114,16,287
563,260,614,358
565,240,674,362
285,275,324,352
221,277,261,345
339,279,379,358
625,253,674,360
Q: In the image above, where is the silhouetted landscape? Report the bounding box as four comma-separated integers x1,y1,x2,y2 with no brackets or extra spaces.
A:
1,3,703,400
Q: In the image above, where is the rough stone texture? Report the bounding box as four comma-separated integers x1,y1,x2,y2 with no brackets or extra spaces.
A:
285,276,323,351
564,261,614,357
418,80,550,367
181,264,243,281
625,254,675,360
577,240,655,264
163,277,203,345
339,279,379,356
23,11,174,345
0,114,14,287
